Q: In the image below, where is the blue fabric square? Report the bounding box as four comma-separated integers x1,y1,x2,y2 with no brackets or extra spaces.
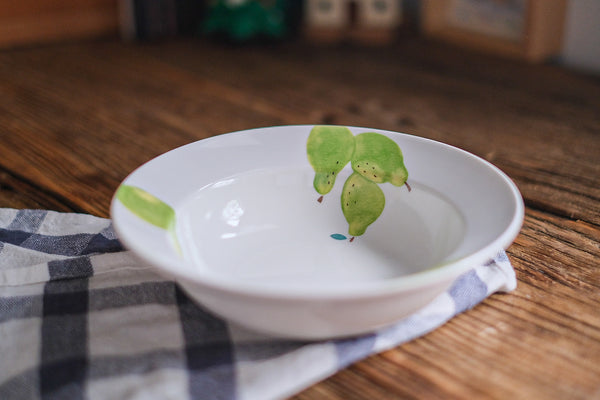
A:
448,270,488,313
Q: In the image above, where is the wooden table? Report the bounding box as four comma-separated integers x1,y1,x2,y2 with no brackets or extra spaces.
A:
1,37,599,399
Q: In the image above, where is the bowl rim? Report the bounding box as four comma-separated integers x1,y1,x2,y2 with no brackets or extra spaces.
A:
111,125,524,300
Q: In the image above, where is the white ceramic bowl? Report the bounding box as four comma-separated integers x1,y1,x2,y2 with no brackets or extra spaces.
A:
111,125,524,339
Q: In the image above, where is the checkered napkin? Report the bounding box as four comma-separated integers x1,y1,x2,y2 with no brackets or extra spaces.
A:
0,209,516,400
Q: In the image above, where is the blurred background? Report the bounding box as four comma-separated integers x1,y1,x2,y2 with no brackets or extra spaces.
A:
0,0,598,74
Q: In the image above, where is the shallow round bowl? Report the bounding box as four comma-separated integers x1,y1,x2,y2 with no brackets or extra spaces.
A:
111,125,524,339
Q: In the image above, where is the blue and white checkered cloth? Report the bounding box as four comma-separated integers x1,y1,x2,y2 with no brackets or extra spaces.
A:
0,209,516,400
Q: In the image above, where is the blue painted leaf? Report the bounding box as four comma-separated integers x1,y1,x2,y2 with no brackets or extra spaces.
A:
330,233,347,240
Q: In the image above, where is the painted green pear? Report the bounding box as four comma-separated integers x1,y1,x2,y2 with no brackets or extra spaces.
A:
351,132,408,187
341,172,385,237
116,185,175,231
117,185,182,254
307,125,355,195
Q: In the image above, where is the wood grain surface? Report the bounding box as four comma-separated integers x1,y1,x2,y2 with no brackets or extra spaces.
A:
0,37,598,399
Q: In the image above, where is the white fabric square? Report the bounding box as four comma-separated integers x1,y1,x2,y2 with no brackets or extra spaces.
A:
87,369,189,400
476,259,517,294
88,304,184,357
0,281,46,297
0,264,50,287
0,209,19,228
88,253,163,291
0,318,42,382
37,212,111,236
0,243,68,271
231,326,338,400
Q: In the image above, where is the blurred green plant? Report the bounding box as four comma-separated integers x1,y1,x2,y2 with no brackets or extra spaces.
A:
203,0,288,42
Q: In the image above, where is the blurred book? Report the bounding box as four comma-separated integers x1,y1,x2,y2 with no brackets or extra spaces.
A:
119,0,205,40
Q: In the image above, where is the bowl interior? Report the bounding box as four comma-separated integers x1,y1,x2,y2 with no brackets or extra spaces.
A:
111,126,523,295
176,167,465,288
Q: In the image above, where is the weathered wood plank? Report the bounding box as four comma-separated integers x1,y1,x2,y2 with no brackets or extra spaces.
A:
0,168,82,212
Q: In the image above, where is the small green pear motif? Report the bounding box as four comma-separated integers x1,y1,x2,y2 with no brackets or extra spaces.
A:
341,172,385,237
117,184,182,254
116,185,175,231
352,132,408,187
307,126,355,195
